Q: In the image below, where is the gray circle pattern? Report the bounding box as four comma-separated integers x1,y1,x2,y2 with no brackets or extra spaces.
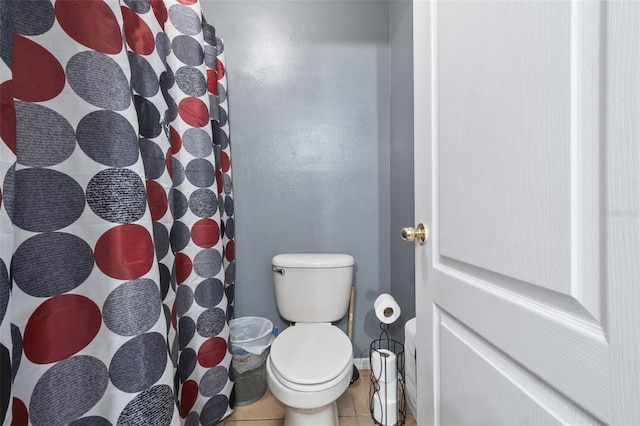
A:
170,220,191,253
204,44,216,69
0,260,8,324
178,316,196,350
134,95,162,138
13,232,94,297
193,248,222,278
128,52,159,97
200,395,229,426
9,0,54,36
224,262,235,285
217,83,226,103
139,138,166,180
123,0,150,13
185,158,215,188
188,189,217,218
103,279,162,336
2,165,14,221
218,128,229,149
116,385,174,426
178,348,197,383
169,188,189,218
175,284,194,318
11,324,22,381
171,157,186,186
69,417,112,426
13,168,85,232
156,32,171,60
218,105,228,127
159,264,171,300
15,101,75,167
200,366,228,397
77,110,139,167
194,278,224,308
183,128,213,157
86,168,147,224
153,221,170,260
109,333,167,393
169,5,202,36
224,195,234,216
185,412,199,426
223,173,233,195
29,356,109,426
172,35,204,66
175,66,206,97
225,217,235,239
196,307,226,338
66,51,131,111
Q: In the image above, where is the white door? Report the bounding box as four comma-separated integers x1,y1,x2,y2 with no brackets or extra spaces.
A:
412,1,640,424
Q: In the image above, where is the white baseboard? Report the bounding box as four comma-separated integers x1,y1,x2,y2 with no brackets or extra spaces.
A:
353,357,370,371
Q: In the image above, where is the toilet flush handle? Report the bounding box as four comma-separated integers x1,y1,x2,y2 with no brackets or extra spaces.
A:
272,266,285,275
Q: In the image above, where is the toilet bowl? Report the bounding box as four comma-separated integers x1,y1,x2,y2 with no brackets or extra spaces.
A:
267,253,356,426
266,323,353,426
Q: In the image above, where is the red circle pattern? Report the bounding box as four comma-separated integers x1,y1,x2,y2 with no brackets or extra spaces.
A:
169,126,182,155
178,97,209,128
191,219,220,248
94,224,155,280
197,337,227,368
179,380,199,418
121,6,156,55
175,252,193,285
55,0,123,54
12,35,65,102
0,80,16,154
12,398,28,426
150,0,168,29
23,295,102,364
146,180,168,221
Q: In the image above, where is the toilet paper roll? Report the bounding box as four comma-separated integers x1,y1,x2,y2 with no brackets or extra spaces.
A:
371,349,397,383
374,293,401,324
372,379,398,426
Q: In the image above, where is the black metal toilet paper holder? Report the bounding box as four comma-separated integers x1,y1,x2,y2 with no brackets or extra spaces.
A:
369,323,406,426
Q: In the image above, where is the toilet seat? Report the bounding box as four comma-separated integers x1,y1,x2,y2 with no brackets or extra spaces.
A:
270,324,353,392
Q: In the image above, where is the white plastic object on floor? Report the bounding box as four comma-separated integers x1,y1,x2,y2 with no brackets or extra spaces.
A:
405,317,417,418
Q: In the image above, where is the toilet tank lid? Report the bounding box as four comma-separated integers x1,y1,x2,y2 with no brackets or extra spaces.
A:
272,253,354,268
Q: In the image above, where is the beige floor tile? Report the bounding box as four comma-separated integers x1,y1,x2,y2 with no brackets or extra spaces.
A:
339,416,360,426
357,415,378,426
227,389,286,421
224,420,284,426
353,376,373,416
337,387,356,417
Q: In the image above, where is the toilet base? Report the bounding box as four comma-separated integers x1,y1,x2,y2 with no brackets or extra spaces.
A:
284,401,339,426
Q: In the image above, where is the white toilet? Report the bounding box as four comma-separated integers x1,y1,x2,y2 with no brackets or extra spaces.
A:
267,253,355,426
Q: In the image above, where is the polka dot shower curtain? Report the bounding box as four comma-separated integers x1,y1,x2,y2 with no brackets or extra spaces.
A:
0,0,236,424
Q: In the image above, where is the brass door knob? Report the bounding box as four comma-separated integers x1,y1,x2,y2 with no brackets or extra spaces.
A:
401,223,427,245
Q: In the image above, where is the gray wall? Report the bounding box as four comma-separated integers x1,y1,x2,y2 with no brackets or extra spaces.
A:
388,0,415,342
202,0,413,359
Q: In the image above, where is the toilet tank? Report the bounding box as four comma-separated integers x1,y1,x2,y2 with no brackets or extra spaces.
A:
272,253,354,323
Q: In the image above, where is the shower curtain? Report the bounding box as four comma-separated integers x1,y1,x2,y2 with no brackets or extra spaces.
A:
0,0,235,424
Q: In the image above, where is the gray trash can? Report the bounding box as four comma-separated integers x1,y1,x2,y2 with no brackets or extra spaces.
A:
230,317,274,406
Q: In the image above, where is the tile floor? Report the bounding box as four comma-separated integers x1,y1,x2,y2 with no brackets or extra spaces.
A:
221,370,417,426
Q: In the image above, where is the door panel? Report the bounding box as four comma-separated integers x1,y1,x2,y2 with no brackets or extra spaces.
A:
413,1,640,424
437,308,599,426
438,0,572,294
